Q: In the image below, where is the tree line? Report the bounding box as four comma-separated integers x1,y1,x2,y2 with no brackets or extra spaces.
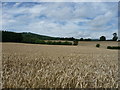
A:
2,31,23,42
99,33,118,41
1,31,119,44
79,33,118,41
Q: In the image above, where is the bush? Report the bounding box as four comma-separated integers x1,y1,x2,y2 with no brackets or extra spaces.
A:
46,41,53,45
62,41,72,45
107,46,111,49
107,46,120,49
39,40,46,44
96,44,100,48
84,38,91,41
46,41,72,45
73,40,78,45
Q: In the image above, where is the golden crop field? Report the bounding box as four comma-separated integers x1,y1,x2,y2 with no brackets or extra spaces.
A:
2,42,119,88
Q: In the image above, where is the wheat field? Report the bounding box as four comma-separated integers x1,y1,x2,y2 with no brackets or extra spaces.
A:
2,42,119,88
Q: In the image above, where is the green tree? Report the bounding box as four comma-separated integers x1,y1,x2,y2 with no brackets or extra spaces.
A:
112,33,118,41
80,38,83,41
100,36,106,41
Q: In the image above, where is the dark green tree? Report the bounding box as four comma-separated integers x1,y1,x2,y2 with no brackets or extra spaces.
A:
80,38,84,41
84,38,91,41
112,33,118,41
100,36,106,41
2,31,23,42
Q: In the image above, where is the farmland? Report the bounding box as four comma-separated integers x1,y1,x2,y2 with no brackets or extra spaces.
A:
2,42,119,88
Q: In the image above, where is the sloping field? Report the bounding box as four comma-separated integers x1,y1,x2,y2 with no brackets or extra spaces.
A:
2,42,118,88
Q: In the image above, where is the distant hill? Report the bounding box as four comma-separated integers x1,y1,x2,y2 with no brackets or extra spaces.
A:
22,32,58,40
1,31,77,43
1,31,60,43
21,32,60,43
1,31,75,45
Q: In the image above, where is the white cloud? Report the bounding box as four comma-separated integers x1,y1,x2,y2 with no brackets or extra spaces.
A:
0,2,2,30
89,12,114,27
2,2,118,39
13,2,21,7
1,0,119,2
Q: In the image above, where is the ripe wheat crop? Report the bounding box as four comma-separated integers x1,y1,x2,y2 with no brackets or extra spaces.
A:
2,42,119,88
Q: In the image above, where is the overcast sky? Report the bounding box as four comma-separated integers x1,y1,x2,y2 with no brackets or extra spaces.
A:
2,2,118,39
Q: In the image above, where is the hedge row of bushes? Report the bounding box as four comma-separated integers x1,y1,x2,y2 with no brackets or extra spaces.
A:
46,41,72,45
32,40,73,45
107,46,120,49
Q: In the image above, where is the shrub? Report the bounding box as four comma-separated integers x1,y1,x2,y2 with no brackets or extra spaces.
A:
107,46,112,49
96,44,100,48
57,41,62,45
46,41,72,45
46,41,53,45
39,40,46,44
35,40,46,44
107,46,120,49
73,40,78,45
84,38,91,41
62,41,72,45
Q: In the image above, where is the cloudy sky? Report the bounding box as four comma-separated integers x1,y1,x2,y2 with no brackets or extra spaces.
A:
2,2,118,39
